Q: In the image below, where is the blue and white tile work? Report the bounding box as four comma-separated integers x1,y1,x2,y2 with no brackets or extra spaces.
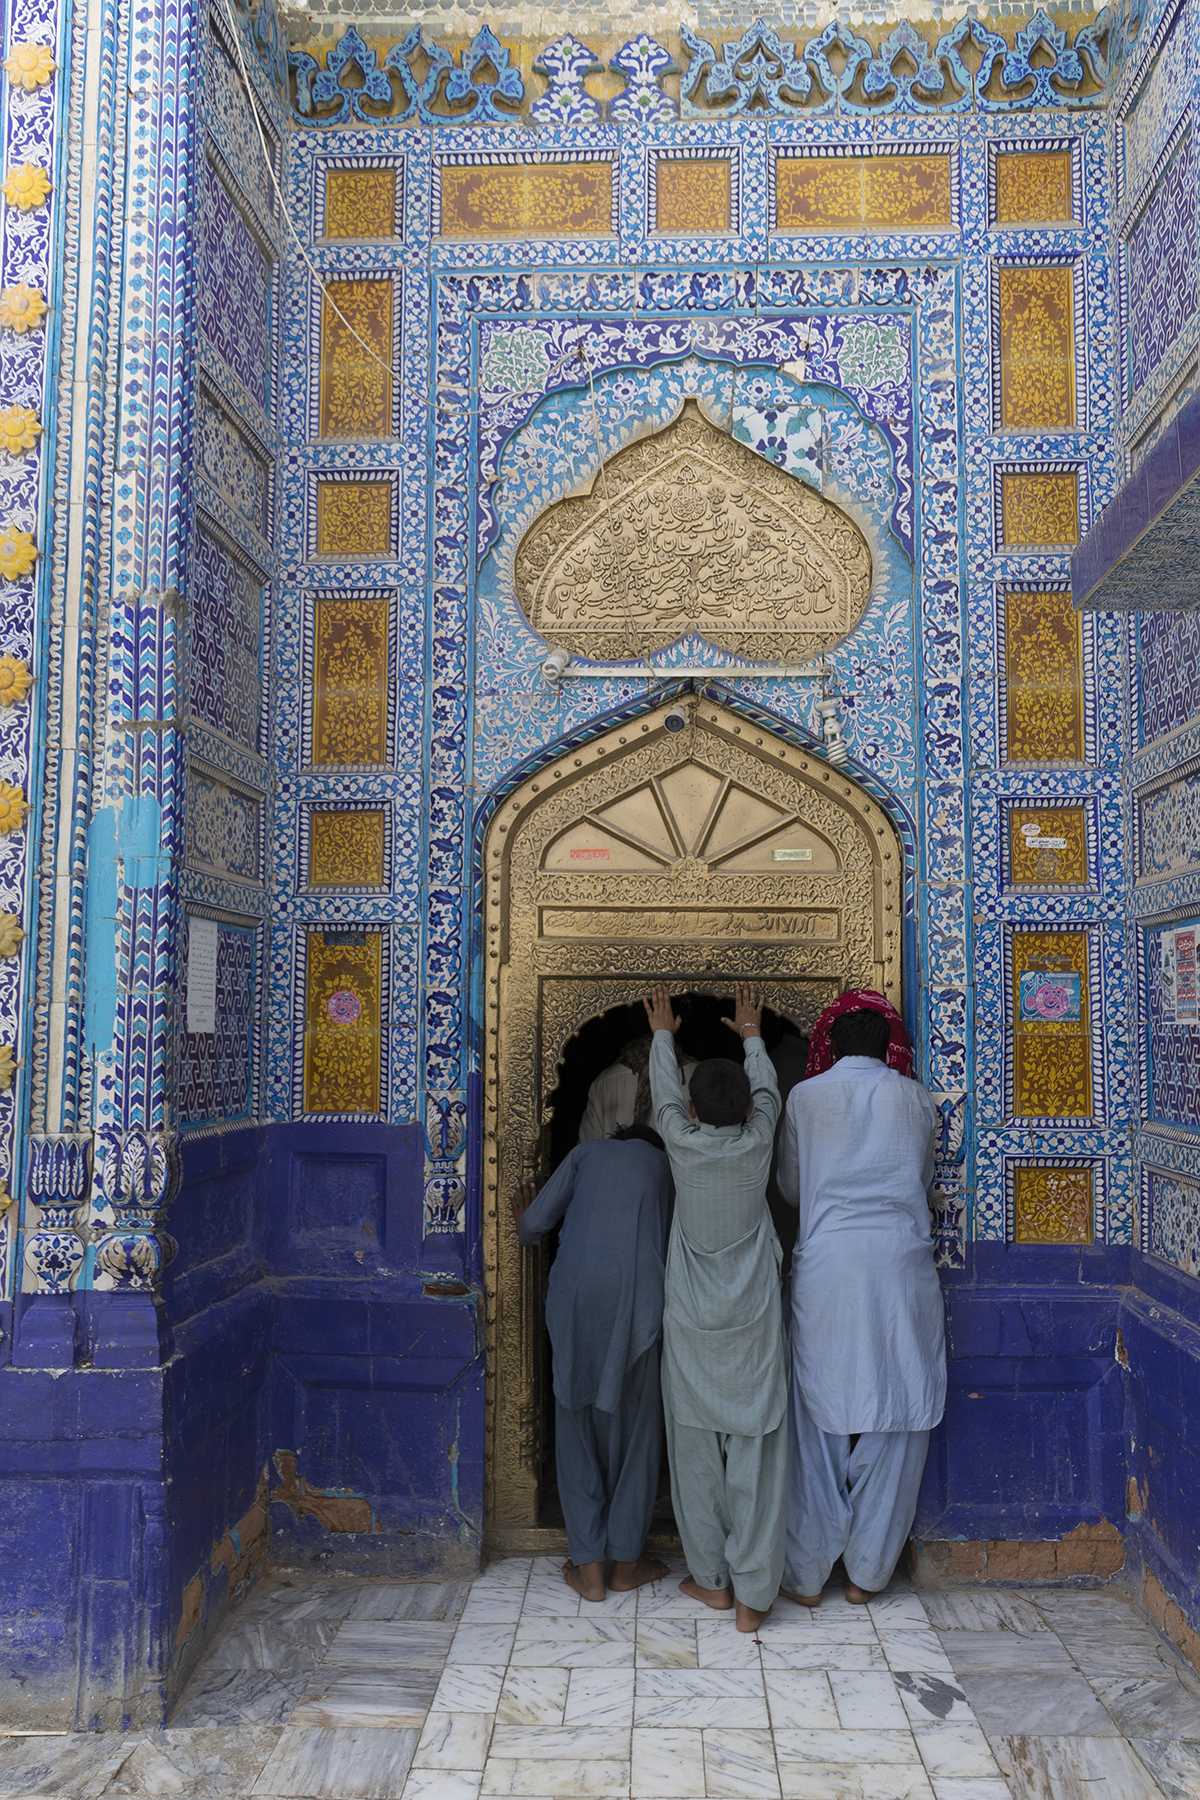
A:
3,0,1200,1735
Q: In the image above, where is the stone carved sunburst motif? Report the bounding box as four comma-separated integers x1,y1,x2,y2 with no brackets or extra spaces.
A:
514,401,873,662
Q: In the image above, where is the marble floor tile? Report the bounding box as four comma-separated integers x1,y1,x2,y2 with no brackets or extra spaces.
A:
762,1672,839,1730
778,1615,880,1644
938,1632,1073,1675
473,1561,531,1592
990,1731,1167,1800
637,1619,700,1668
1050,1623,1180,1679
1126,1734,1200,1800
564,1670,635,1728
696,1620,766,1671
170,1668,309,1727
865,1592,936,1630
0,1735,132,1797
204,1617,339,1673
432,1666,508,1714
637,1580,716,1618
290,1669,440,1729
412,1711,494,1770
703,1726,782,1798
349,1582,468,1623
910,1722,1000,1779
488,1724,630,1760
893,1674,975,1726
244,1581,361,1624
324,1621,457,1672
631,1725,705,1797
251,1724,419,1799
760,1640,887,1673
101,1726,282,1796
509,1619,635,1670
776,1763,935,1800
1091,1672,1200,1737
772,1729,920,1766
479,1755,630,1795
496,1669,570,1726
958,1673,1117,1737
449,1623,520,1667
926,1783,1011,1800
636,1693,770,1729
1028,1591,1140,1627
579,1586,639,1618
829,1673,909,1730
401,1771,482,1800
920,1594,1048,1635
877,1633,957,1676
520,1579,583,1619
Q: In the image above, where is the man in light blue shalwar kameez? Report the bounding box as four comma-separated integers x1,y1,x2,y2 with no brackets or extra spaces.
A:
777,1006,946,1604
644,981,787,1633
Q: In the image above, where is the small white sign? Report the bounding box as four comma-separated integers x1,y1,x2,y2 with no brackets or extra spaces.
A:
186,916,219,1034
772,847,813,861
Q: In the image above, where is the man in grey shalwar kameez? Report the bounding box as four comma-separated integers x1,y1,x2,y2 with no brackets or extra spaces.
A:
777,1007,945,1604
644,981,787,1633
512,1125,673,1601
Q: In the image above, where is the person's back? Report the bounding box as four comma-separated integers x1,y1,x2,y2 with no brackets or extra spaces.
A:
776,1004,945,1606
644,979,788,1634
514,1127,674,1602
541,1136,672,1414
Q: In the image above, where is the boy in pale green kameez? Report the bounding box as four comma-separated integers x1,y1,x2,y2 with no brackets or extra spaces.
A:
644,981,787,1633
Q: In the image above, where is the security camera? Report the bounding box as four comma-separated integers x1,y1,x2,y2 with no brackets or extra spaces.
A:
663,705,688,734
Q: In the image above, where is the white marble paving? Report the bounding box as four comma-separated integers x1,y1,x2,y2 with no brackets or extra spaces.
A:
21,1560,1189,1800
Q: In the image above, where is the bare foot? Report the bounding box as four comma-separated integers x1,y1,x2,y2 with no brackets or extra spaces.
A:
735,1600,771,1633
680,1574,733,1610
779,1587,822,1608
563,1559,606,1602
845,1581,875,1605
610,1555,669,1591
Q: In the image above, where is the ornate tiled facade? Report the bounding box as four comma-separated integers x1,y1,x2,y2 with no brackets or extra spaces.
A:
6,0,1200,1726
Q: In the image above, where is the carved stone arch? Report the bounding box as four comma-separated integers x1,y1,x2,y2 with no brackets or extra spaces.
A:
512,399,874,662
481,692,905,1546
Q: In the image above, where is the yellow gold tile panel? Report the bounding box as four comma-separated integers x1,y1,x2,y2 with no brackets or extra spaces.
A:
1012,928,1092,1119
998,265,1074,430
995,150,1074,224
439,162,612,237
312,595,389,766
309,810,386,887
315,481,392,562
304,930,382,1114
319,278,393,439
1005,590,1084,763
1008,805,1089,886
1002,471,1079,545
1013,1165,1094,1244
323,167,397,240
775,154,952,230
656,157,732,233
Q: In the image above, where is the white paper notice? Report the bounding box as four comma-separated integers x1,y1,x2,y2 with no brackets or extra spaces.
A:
186,916,219,1034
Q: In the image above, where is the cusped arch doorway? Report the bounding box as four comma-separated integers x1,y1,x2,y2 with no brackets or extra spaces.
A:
481,692,905,1548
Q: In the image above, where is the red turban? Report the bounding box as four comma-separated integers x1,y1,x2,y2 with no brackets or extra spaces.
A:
806,989,914,1080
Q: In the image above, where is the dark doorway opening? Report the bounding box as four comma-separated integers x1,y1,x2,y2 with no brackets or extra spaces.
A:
537,993,811,1538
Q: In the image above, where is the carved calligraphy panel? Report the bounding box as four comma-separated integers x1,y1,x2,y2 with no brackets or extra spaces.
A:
514,401,873,662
